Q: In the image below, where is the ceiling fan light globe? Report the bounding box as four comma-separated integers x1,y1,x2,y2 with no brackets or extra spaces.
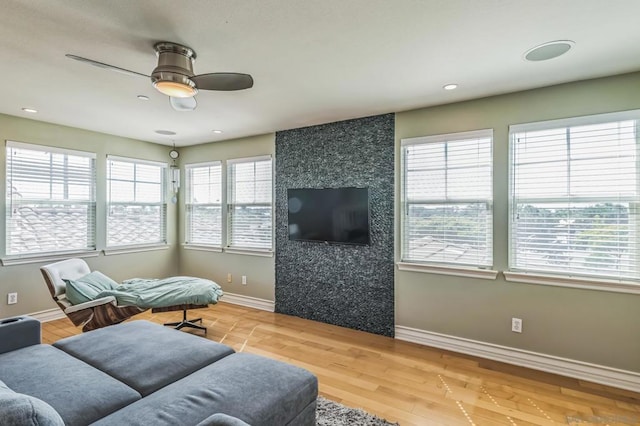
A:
153,80,197,98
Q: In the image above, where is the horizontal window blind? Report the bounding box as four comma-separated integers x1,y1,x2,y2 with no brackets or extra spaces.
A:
401,130,493,267
186,162,222,246
227,156,272,250
6,141,96,255
510,114,639,281
107,157,166,247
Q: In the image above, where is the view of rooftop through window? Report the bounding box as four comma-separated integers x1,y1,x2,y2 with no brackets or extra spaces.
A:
5,142,96,255
227,157,273,250
402,130,493,267
186,162,223,246
510,118,639,280
107,157,166,247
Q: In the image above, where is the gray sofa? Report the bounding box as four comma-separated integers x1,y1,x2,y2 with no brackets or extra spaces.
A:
0,316,318,426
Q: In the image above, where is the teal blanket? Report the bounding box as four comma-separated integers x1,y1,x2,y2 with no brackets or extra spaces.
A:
96,276,223,308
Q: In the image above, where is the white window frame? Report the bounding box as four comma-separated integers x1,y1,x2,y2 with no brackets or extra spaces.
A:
507,110,640,294
398,129,497,279
105,155,167,251
184,161,223,250
226,155,273,255
3,141,97,264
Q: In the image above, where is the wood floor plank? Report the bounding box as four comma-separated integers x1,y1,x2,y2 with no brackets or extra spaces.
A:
38,302,640,426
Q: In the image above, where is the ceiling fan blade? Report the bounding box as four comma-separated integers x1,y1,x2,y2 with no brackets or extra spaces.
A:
65,54,149,78
191,73,254,91
170,96,197,111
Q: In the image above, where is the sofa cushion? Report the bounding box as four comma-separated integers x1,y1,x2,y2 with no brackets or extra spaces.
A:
196,413,251,426
54,320,235,396
64,271,119,304
0,344,141,425
0,379,65,426
93,353,318,426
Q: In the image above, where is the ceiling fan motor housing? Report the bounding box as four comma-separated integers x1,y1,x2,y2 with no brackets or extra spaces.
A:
151,42,198,97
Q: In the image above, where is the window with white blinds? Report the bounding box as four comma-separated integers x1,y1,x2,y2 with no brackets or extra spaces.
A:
227,156,273,250
5,141,96,256
401,129,493,267
107,156,167,247
185,162,222,247
510,111,640,282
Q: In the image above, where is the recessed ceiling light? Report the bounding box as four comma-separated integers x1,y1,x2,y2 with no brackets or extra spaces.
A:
21,107,37,113
524,40,575,62
155,130,176,136
212,130,223,134
137,95,150,101
443,84,458,91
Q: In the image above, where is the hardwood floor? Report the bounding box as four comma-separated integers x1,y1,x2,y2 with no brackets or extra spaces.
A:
42,303,640,425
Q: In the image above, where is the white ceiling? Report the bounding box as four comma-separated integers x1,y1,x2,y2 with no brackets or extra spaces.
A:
2,0,640,147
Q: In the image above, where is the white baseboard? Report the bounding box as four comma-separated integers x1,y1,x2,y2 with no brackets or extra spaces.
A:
28,308,66,323
395,325,640,393
222,293,275,312
26,304,638,392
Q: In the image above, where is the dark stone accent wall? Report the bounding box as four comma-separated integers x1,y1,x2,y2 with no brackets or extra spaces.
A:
275,114,395,336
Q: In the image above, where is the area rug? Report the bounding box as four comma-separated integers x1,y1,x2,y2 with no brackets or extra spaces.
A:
316,396,399,425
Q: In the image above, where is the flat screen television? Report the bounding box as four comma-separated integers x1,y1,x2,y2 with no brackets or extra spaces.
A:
287,187,370,245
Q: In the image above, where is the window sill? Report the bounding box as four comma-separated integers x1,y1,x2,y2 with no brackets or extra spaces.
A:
182,244,223,253
397,262,499,280
103,244,169,256
1,250,100,266
504,271,640,295
224,248,274,258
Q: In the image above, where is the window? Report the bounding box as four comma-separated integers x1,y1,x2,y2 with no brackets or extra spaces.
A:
401,129,493,268
509,111,639,282
5,141,96,256
185,162,223,247
227,156,273,251
107,156,166,247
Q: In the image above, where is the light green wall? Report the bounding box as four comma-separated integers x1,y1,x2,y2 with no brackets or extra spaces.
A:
395,72,640,372
0,114,179,318
177,134,275,301
3,72,639,373
178,72,640,372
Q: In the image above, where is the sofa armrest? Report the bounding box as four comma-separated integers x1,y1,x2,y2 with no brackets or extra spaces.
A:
196,413,251,426
0,316,41,354
64,296,117,314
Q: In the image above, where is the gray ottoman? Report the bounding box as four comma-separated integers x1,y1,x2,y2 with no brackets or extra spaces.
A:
54,320,234,395
94,353,318,426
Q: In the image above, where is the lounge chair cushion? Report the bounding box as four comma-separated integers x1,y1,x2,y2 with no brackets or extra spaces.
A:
96,276,223,308
64,271,119,304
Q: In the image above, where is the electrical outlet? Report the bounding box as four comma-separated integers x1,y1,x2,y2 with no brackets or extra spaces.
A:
7,293,17,305
511,317,523,333
227,273,232,283
241,275,247,285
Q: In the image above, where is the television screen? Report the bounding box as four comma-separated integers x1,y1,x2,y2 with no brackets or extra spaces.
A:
287,187,370,245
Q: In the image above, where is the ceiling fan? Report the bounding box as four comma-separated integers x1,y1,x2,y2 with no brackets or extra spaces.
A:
66,41,253,111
